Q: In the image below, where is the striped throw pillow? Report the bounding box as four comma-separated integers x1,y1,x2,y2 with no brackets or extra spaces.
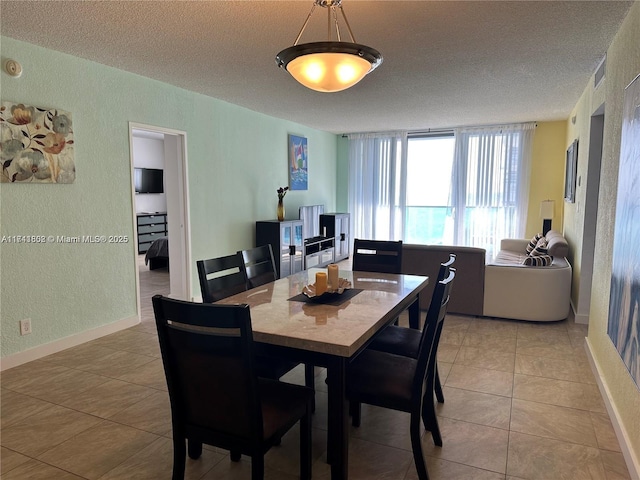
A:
526,233,544,254
530,238,549,256
523,254,553,266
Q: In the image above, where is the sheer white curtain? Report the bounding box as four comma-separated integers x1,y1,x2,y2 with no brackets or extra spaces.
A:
451,123,535,258
348,132,407,241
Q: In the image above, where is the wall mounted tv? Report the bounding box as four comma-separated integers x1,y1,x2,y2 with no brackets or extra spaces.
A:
134,168,164,194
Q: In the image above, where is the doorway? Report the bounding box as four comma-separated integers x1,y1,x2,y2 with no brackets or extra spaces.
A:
129,123,191,322
574,107,604,324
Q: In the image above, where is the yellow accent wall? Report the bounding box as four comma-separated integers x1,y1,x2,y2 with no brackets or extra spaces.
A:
525,121,567,238
571,1,640,473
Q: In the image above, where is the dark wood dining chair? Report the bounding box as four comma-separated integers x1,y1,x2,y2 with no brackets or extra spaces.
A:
352,238,405,327
368,253,456,404
197,253,247,303
352,239,403,274
236,247,316,406
196,253,308,384
346,268,456,480
240,244,278,289
153,295,313,480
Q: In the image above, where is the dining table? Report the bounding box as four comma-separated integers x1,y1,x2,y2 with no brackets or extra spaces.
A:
215,267,429,480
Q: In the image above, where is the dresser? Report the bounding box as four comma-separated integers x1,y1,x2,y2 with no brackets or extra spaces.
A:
137,213,168,254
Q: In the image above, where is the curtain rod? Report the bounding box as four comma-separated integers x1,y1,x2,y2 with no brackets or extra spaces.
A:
341,122,537,138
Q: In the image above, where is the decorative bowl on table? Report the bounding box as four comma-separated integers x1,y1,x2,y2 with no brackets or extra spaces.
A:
302,278,352,299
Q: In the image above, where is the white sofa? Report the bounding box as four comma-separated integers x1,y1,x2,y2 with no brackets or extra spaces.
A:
483,230,572,322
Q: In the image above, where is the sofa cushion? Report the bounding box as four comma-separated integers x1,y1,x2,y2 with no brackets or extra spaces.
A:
523,254,553,266
544,230,569,257
493,249,529,265
525,233,544,254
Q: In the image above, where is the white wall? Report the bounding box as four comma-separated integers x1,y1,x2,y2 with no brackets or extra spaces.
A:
132,132,167,214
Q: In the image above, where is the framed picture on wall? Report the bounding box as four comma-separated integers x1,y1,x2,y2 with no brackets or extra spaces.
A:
564,139,578,203
0,101,75,183
607,72,640,390
288,134,308,191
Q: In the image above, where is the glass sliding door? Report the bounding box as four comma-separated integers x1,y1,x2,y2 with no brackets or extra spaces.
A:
348,123,533,254
405,134,455,245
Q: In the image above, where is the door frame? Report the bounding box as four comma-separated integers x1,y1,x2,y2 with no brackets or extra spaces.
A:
574,107,604,324
129,123,192,318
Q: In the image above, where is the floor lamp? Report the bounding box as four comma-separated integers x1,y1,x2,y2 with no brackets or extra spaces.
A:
540,200,555,235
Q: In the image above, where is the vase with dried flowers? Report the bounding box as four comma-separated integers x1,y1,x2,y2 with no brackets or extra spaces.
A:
277,186,288,221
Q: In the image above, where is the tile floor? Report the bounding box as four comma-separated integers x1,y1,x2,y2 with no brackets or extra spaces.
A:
0,258,631,479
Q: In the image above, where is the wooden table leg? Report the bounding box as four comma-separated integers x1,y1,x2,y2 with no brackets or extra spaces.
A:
327,356,348,480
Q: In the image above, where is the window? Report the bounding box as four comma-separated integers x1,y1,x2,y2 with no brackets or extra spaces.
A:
405,135,455,244
348,123,534,257
348,133,405,241
451,125,535,258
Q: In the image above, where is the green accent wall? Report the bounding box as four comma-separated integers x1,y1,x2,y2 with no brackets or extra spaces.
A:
0,37,338,358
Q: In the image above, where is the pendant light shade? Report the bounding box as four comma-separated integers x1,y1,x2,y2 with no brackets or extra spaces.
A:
276,1,382,93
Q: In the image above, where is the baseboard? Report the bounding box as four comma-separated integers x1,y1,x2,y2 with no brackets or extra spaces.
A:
0,314,140,371
571,300,590,324
584,338,640,479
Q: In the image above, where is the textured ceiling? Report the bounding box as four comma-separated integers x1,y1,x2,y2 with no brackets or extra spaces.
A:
1,1,634,134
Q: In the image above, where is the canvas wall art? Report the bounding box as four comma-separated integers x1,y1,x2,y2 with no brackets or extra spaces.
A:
0,101,75,183
288,134,308,191
564,139,578,203
608,73,640,390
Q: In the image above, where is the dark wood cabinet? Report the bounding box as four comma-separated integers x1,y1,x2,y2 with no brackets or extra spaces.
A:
320,213,350,262
304,236,335,269
256,220,304,279
137,213,167,254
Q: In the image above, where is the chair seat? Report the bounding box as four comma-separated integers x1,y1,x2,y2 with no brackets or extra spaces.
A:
259,379,314,440
347,349,416,411
369,325,420,358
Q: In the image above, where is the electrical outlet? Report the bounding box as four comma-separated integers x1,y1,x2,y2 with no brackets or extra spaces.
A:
19,318,32,336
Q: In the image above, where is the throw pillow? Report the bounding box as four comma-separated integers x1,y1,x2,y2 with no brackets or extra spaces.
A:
523,254,553,266
530,237,549,256
526,233,544,254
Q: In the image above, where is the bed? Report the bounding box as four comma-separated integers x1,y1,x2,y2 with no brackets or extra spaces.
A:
144,236,169,270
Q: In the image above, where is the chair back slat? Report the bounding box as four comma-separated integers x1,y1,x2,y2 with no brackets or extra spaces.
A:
240,245,278,289
413,268,456,402
153,296,262,441
439,253,456,277
352,239,403,274
197,253,247,303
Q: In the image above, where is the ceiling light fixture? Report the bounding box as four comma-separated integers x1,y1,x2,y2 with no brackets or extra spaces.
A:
276,0,382,93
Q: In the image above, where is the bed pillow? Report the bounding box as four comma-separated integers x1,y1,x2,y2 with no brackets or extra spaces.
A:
523,254,553,266
525,233,544,254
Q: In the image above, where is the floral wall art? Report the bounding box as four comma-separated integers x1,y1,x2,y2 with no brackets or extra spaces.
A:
0,101,75,183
